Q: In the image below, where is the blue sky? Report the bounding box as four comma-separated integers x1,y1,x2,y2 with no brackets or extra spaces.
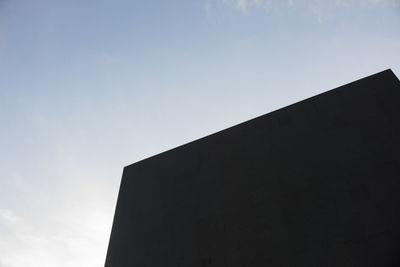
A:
0,0,399,266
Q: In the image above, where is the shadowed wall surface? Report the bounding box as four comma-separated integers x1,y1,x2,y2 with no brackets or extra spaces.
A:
105,70,400,267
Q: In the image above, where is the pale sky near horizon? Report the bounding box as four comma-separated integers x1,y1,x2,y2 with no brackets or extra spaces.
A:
0,0,399,266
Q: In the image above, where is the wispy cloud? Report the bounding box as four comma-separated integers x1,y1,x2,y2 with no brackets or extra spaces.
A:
0,260,12,267
0,158,114,267
0,210,21,226
213,0,400,21
0,188,111,267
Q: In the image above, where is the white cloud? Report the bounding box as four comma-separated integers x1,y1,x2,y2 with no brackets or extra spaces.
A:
0,162,115,267
204,0,213,16
308,0,328,23
214,0,400,20
0,260,12,267
0,196,111,267
0,210,21,226
212,0,265,11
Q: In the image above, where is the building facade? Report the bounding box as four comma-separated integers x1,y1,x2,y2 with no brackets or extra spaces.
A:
105,70,400,266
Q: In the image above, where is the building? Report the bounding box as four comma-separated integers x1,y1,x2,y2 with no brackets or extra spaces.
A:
105,70,400,266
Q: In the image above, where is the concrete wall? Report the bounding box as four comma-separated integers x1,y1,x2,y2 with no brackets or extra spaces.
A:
105,70,400,267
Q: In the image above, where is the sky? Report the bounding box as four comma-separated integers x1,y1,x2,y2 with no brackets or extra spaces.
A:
0,0,399,266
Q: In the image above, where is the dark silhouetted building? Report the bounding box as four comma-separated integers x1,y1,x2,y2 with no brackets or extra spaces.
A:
105,70,400,266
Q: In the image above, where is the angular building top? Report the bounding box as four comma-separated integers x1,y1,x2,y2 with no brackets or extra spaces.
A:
106,70,400,267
